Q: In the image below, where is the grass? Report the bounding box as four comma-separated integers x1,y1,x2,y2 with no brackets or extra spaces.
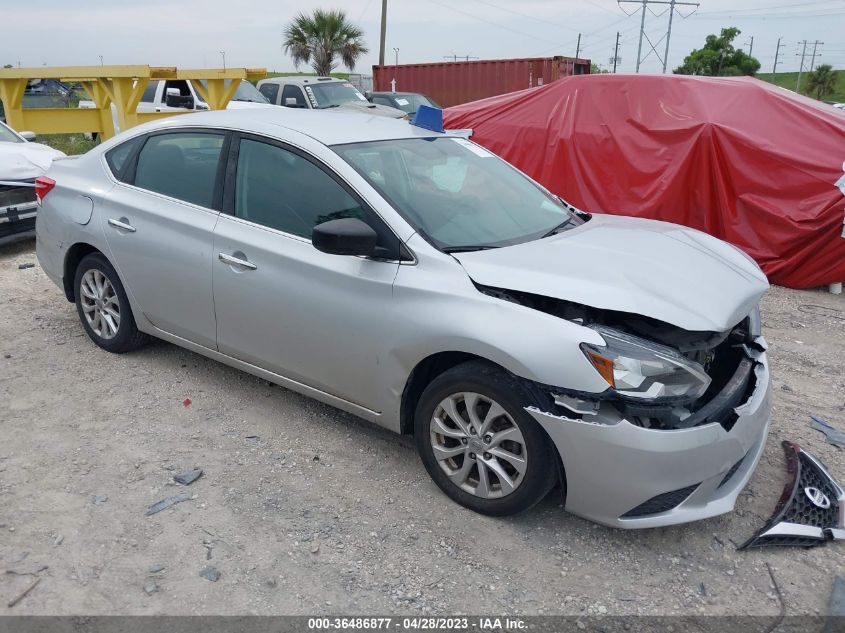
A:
36,133,97,156
759,70,845,103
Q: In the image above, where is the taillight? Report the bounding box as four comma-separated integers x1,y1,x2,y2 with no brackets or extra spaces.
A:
34,176,56,203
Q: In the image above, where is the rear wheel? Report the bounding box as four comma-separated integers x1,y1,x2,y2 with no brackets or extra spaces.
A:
414,361,558,516
74,253,148,353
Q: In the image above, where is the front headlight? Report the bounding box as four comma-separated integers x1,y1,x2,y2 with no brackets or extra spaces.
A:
581,326,711,401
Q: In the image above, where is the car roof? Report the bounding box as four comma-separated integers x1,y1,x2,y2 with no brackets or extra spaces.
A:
258,76,347,86
128,107,445,146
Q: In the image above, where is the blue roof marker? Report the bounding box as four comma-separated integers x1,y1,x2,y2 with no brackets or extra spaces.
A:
410,105,445,133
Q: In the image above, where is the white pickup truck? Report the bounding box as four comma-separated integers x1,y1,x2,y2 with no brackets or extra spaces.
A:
79,79,272,134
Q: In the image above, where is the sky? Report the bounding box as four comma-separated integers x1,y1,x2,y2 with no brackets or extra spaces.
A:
3,0,845,76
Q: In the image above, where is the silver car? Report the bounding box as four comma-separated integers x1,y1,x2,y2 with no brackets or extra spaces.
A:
35,109,772,527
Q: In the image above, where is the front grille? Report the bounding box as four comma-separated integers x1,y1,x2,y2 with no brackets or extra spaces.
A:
788,453,840,528
621,483,700,518
0,183,37,209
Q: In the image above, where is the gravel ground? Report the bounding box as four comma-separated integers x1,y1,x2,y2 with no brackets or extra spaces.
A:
1,238,844,617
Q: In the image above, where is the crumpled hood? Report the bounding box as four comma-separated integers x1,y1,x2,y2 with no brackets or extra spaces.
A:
453,214,769,332
0,141,66,181
335,101,406,118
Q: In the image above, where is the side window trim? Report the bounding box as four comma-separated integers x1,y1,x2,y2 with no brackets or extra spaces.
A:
121,127,231,212
221,132,412,261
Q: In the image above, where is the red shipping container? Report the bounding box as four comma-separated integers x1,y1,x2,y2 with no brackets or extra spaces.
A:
372,56,590,108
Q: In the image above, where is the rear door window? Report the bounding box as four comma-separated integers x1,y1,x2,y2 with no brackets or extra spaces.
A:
133,132,226,208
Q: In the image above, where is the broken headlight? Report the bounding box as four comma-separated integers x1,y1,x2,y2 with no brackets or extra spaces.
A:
581,325,711,401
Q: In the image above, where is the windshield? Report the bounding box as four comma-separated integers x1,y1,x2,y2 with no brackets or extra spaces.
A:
307,82,369,108
391,94,439,114
334,137,581,250
0,122,23,143
198,80,269,104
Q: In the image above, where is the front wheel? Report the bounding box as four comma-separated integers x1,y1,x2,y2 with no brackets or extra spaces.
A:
74,253,148,353
414,361,558,516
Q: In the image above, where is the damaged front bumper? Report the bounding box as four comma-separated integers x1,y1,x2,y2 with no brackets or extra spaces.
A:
526,342,772,528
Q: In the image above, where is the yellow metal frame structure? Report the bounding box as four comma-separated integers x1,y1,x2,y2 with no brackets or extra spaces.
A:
0,65,266,141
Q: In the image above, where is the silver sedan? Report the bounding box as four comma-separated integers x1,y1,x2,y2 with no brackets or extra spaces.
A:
35,108,772,527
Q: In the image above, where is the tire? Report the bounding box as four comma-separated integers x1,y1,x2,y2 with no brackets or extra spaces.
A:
414,360,558,516
73,253,148,353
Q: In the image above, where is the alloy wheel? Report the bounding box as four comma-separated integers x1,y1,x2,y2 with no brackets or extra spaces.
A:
79,269,121,340
430,391,527,499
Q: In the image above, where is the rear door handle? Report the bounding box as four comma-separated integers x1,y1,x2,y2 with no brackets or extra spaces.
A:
108,218,136,232
218,252,257,270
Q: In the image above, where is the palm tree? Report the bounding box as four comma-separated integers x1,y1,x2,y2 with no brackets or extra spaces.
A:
806,64,838,100
283,9,369,77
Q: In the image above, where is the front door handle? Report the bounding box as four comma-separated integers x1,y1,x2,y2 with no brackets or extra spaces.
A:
108,217,136,232
218,252,257,270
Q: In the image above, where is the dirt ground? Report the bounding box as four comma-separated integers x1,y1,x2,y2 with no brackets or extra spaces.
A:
1,237,844,618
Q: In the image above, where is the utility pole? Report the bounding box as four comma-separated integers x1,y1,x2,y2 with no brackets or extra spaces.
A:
619,0,699,73
635,0,646,73
613,32,621,73
661,0,675,73
797,40,808,92
219,50,226,70
576,33,582,59
393,47,399,67
99,55,103,66
772,37,784,77
810,40,824,71
747,36,754,59
379,0,388,66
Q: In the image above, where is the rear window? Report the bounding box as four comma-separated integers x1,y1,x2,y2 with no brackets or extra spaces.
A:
133,132,226,208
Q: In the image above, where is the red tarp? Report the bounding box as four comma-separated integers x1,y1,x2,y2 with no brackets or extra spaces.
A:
443,75,845,289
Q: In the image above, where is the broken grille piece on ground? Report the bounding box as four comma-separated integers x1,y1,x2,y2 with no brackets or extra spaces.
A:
739,441,845,549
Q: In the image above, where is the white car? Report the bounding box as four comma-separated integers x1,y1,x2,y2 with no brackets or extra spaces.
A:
0,121,65,244
257,76,406,118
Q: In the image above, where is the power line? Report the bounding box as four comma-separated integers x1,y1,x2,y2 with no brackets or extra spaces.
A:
618,0,700,73
423,0,564,48
697,0,843,15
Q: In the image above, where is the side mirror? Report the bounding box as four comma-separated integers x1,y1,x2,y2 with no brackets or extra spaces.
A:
165,88,195,109
19,131,36,142
284,97,302,108
364,90,373,101
312,218,377,256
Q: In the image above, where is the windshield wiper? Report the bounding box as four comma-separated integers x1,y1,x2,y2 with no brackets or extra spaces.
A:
542,217,573,238
442,245,501,253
